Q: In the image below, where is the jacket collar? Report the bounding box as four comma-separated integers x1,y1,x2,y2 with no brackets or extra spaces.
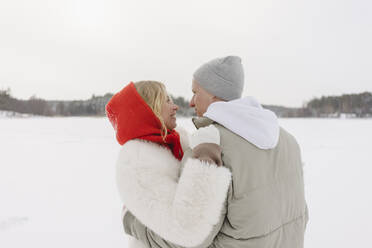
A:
192,117,215,129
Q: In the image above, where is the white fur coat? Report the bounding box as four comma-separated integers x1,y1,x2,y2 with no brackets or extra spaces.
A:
116,126,231,247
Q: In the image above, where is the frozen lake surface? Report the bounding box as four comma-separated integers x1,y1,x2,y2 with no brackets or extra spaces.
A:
0,117,371,247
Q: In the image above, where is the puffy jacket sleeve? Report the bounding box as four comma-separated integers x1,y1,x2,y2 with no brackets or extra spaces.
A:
117,145,231,247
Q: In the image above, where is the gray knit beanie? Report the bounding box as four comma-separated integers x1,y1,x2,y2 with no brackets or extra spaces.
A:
193,56,244,101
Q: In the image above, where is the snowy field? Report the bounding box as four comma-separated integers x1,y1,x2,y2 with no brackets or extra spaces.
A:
1,116,371,247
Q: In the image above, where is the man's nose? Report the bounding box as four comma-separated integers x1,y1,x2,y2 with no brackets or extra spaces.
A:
189,97,195,107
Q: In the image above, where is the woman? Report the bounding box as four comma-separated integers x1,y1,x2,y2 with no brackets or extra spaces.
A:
106,81,231,247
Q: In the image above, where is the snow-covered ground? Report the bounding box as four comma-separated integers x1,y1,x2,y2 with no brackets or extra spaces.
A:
0,110,38,118
0,117,371,247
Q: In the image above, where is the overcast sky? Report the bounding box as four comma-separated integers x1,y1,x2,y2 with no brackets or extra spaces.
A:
1,0,371,107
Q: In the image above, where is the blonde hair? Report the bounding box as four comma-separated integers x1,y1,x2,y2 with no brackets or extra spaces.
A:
134,81,168,139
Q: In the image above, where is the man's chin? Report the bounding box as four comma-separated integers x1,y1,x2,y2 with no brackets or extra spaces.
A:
196,111,204,117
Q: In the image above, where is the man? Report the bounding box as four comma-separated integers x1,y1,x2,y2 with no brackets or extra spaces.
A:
123,56,309,248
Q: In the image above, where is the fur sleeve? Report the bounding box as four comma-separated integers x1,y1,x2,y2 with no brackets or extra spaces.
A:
116,142,231,247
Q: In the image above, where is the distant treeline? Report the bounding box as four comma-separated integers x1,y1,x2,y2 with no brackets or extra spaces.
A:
264,92,372,118
304,92,372,117
0,88,193,117
1,88,371,118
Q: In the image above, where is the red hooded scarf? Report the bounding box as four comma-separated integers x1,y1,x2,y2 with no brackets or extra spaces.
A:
105,82,183,161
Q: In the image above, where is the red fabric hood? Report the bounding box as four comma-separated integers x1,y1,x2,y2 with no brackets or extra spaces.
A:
105,82,183,160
